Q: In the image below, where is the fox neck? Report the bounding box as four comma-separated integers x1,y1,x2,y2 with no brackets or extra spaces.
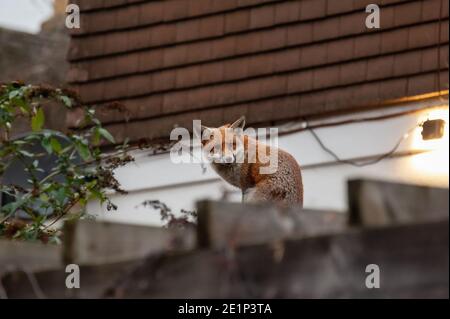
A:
211,162,245,189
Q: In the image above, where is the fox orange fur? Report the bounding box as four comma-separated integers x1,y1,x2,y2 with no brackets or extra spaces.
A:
201,116,303,207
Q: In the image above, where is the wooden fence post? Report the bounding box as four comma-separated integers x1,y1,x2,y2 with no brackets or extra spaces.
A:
197,200,347,249
348,179,449,226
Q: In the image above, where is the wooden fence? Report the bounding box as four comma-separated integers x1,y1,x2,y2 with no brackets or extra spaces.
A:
0,179,448,298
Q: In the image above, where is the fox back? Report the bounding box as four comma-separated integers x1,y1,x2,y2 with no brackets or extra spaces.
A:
201,116,303,207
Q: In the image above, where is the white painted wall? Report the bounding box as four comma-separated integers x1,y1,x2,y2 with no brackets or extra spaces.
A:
88,99,449,226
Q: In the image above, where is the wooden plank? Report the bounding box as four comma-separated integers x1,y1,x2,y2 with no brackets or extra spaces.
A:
1,261,138,299
63,219,196,266
348,179,449,226
197,200,347,249
109,220,449,298
0,240,62,274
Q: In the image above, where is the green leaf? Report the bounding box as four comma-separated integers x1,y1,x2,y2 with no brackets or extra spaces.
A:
40,193,49,202
60,95,72,108
12,97,29,114
50,137,62,154
92,128,101,145
19,150,34,157
76,143,91,160
54,188,67,205
88,189,104,203
98,127,115,143
1,198,25,214
31,108,45,131
8,90,20,99
41,137,53,154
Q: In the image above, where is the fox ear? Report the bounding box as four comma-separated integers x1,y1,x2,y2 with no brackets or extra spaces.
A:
230,116,246,130
201,125,210,133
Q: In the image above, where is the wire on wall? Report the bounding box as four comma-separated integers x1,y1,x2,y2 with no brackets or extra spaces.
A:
305,120,421,167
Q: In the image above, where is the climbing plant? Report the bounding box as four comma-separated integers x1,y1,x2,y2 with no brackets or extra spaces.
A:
0,82,133,243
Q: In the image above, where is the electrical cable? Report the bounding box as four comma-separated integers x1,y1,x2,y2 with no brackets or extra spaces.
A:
305,120,422,167
278,105,446,137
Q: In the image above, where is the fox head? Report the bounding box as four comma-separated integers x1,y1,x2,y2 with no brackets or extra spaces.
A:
200,116,246,164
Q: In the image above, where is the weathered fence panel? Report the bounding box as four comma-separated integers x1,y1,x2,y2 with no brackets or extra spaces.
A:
0,240,62,273
348,179,449,226
197,201,347,249
110,220,449,299
1,261,138,299
64,219,196,265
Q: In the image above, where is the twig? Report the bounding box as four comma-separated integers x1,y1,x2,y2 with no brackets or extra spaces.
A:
21,267,46,299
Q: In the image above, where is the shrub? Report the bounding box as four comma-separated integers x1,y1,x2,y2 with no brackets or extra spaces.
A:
0,82,133,243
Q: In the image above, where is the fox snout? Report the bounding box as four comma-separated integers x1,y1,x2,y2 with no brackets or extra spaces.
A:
209,153,234,164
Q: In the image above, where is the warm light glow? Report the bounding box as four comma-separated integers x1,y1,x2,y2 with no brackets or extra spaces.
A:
410,106,449,177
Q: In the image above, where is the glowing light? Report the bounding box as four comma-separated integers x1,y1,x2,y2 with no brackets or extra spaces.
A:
410,107,449,177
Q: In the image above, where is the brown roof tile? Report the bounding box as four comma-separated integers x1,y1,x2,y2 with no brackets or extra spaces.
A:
393,50,422,76
393,0,422,27
300,43,328,68
246,54,275,77
225,10,250,33
421,45,448,73
199,15,225,38
235,32,261,55
287,70,313,94
152,70,177,92
367,55,395,81
163,45,188,67
299,0,327,20
312,16,341,42
381,27,409,54
339,11,366,36
327,0,354,15
186,41,213,62
407,72,437,96
354,33,381,58
162,91,190,114
199,62,224,83
378,77,408,100
211,36,236,58
176,67,201,88
408,22,439,48
312,65,341,90
286,23,313,46
273,49,301,72
249,5,275,29
260,27,287,50
116,4,140,29
139,1,164,25
274,1,301,24
327,38,354,63
138,49,164,72
163,0,190,21
223,58,250,80
339,60,368,85
67,0,449,143
176,20,201,42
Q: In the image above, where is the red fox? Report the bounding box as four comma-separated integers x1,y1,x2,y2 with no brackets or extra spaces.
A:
201,116,303,207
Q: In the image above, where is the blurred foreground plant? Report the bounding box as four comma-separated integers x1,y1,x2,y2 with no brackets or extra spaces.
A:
140,200,197,228
0,82,133,243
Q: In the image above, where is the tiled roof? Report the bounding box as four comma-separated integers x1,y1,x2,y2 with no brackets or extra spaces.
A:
67,0,449,143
